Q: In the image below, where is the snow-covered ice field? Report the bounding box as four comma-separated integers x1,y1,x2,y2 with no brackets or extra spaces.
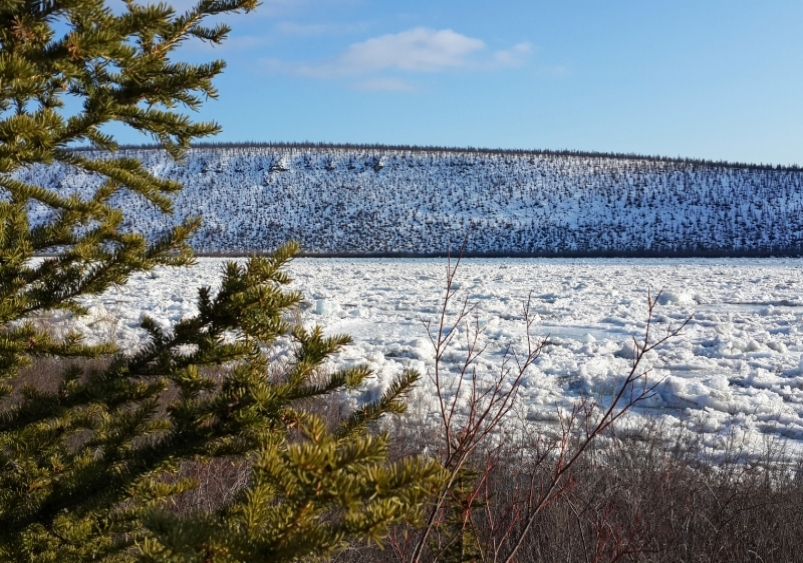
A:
68,258,803,456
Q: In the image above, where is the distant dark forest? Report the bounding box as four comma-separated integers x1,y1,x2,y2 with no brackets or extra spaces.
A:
71,141,801,173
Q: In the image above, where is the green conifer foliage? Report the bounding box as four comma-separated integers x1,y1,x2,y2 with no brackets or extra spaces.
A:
0,2,446,561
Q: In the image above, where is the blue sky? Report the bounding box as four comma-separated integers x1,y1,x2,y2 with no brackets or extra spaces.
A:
132,0,801,165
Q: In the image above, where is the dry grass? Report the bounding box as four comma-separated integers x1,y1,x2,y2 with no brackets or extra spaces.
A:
336,416,803,563
12,355,803,563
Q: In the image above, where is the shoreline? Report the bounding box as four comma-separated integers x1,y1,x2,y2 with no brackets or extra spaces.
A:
191,249,803,259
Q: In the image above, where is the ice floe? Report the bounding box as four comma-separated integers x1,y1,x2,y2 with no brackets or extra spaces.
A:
47,256,803,455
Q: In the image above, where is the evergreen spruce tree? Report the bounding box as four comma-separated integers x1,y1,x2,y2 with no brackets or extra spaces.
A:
0,1,446,561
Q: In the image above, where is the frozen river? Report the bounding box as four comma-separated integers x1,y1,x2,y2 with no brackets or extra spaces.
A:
69,257,803,455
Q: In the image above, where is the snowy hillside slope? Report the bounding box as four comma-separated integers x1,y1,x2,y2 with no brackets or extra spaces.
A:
14,145,803,256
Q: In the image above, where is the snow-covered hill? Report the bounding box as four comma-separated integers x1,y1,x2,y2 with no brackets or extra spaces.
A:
15,144,803,256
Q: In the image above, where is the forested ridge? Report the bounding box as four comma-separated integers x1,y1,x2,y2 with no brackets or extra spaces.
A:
17,144,803,256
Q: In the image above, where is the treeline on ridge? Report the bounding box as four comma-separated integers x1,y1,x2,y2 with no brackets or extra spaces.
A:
70,141,801,173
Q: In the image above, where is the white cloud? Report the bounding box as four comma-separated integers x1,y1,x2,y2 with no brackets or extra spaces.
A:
262,27,533,90
267,28,488,78
352,78,416,91
334,28,486,74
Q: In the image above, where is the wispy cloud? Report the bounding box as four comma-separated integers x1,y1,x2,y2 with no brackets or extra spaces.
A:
352,78,416,91
257,0,360,17
256,0,316,17
275,21,367,37
493,42,534,67
538,64,571,77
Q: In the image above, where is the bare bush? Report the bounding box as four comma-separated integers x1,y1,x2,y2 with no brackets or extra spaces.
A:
330,251,802,563
337,414,803,563
357,252,684,563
